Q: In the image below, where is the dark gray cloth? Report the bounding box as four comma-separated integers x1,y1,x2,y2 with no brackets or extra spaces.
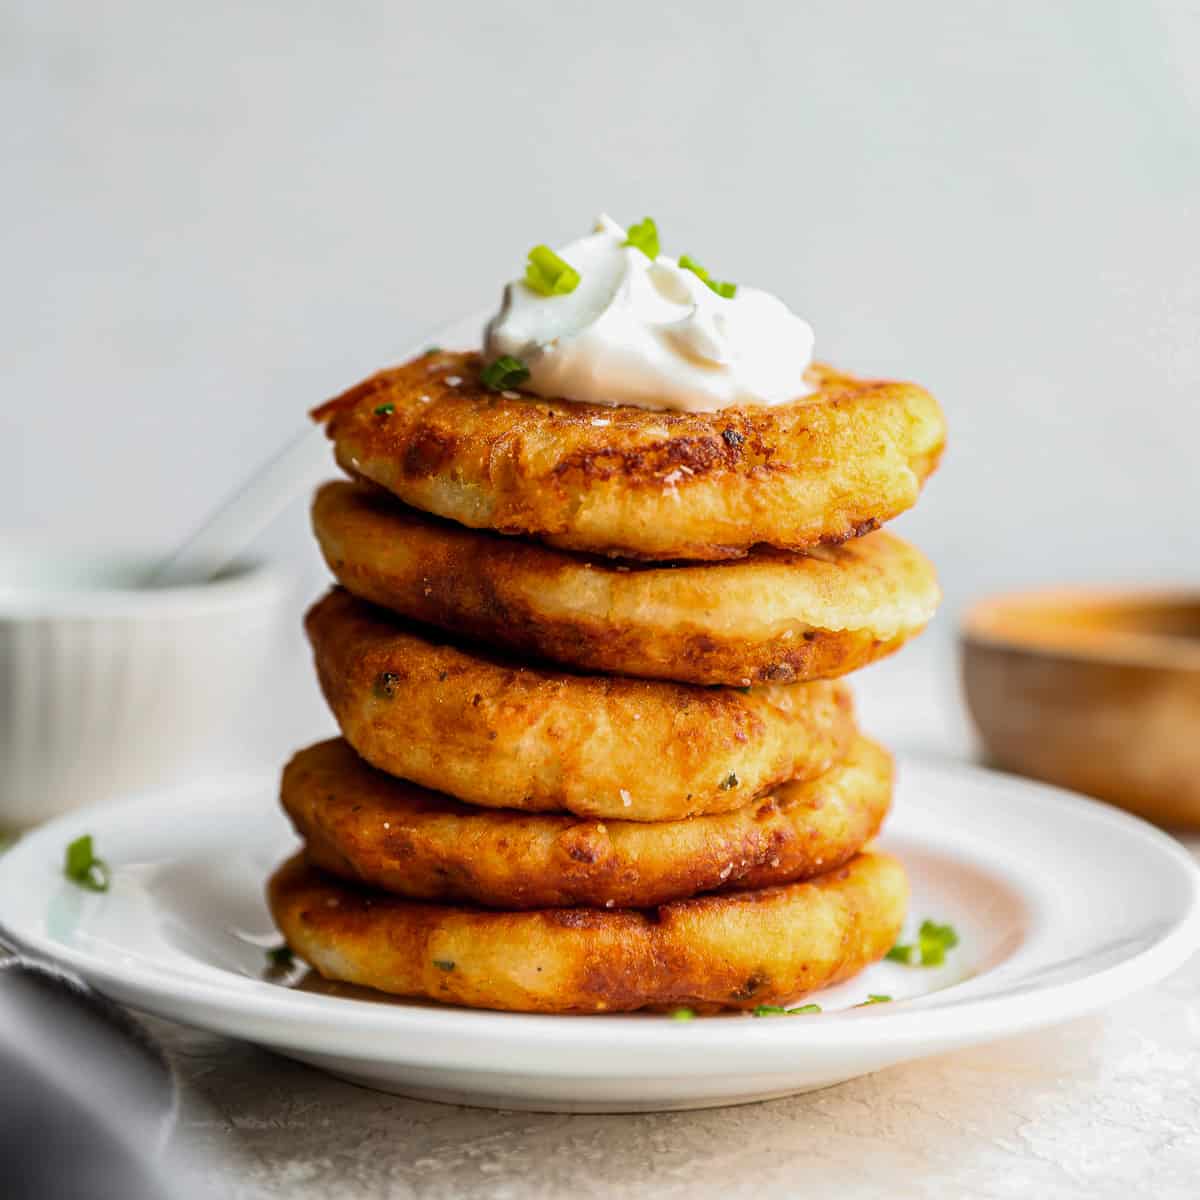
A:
0,959,176,1200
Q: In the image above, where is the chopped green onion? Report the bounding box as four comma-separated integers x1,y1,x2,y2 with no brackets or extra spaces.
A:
624,217,660,260
480,356,530,392
373,402,395,416
266,944,294,968
424,346,441,356
669,1007,696,1021
64,834,110,893
920,919,959,947
859,994,892,1006
679,253,737,299
918,919,959,966
887,918,959,967
433,959,456,971
524,245,581,296
752,1003,822,1017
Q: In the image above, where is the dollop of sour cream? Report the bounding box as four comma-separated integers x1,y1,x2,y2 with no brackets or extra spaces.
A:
483,215,814,412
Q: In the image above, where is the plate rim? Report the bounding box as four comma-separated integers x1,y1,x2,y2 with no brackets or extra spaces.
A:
2,754,1198,1072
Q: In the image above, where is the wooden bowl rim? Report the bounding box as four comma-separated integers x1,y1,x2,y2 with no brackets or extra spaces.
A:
961,586,1200,673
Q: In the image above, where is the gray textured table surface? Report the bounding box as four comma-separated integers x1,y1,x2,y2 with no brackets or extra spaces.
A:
160,939,1200,1199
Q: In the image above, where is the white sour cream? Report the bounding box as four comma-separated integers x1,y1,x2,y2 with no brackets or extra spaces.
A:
483,215,814,412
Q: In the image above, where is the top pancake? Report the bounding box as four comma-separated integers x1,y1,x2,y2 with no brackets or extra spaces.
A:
312,350,945,561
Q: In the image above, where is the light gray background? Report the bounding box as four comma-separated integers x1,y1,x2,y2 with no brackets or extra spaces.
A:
3,0,1198,755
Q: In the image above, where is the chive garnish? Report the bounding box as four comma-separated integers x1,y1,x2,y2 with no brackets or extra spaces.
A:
623,217,660,260
525,245,581,296
679,253,737,299
918,919,959,964
669,1007,696,1021
266,944,293,968
64,834,110,893
859,994,892,1006
433,959,456,971
887,919,959,967
752,1003,821,1017
480,356,531,392
373,402,395,416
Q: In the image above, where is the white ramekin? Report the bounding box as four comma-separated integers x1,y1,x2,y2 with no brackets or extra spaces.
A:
0,548,291,831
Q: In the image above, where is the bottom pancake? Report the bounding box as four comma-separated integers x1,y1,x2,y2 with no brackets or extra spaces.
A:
283,735,892,909
267,850,907,1014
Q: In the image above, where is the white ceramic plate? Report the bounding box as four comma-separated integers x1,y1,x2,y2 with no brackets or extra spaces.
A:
1,757,1197,1113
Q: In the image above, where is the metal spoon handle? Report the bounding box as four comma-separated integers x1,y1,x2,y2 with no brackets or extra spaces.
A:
148,425,330,587
147,306,490,588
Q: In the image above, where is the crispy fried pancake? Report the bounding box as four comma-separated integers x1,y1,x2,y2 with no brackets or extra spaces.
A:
268,850,907,1013
306,589,855,821
284,735,891,908
312,351,945,561
313,481,940,686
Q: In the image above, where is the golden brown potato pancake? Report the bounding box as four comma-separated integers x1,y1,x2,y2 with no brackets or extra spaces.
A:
283,735,892,909
306,589,855,822
268,850,907,1013
312,351,945,562
312,481,940,686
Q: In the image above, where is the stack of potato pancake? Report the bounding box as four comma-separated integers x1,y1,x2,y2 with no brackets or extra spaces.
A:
268,349,945,1014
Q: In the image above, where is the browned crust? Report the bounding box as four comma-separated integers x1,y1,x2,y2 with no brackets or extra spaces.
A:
283,735,892,909
312,481,940,686
313,351,946,561
305,589,856,822
268,850,908,1013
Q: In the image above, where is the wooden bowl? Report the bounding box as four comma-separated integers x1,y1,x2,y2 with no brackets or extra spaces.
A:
961,588,1200,829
